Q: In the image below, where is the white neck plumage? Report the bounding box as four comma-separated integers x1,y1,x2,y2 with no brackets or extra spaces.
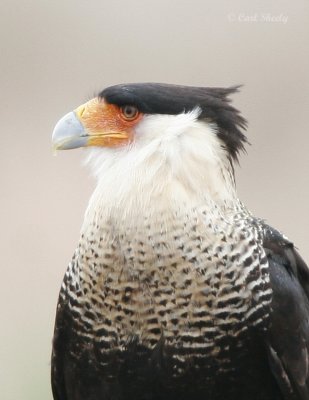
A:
82,109,239,230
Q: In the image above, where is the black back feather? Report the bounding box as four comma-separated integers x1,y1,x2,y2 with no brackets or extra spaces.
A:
99,83,248,161
262,223,309,399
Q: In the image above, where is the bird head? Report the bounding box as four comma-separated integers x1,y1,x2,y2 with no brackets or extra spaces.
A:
52,83,247,212
53,83,246,154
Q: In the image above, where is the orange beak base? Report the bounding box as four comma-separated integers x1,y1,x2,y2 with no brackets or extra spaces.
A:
52,98,142,150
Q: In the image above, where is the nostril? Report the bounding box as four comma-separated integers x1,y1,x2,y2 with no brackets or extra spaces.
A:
79,106,86,118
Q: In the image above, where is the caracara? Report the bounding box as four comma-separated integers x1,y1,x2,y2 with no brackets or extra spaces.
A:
51,83,309,400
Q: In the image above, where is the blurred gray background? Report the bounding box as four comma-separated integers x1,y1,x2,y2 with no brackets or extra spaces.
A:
0,0,308,399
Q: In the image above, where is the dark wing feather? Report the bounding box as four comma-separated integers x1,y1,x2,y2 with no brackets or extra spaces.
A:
262,224,309,400
51,295,70,400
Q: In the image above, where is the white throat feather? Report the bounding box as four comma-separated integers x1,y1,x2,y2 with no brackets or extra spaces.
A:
83,109,238,227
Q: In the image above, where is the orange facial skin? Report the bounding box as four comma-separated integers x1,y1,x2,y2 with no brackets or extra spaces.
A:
74,98,143,148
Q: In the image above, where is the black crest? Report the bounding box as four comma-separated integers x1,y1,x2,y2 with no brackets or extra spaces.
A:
99,83,248,160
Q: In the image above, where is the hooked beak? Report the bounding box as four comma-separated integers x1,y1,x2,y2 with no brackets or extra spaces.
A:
52,111,88,150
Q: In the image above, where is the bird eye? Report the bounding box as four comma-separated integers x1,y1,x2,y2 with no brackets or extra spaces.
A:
120,105,139,120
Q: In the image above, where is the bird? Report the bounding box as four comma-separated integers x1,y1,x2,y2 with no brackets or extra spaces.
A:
51,83,309,400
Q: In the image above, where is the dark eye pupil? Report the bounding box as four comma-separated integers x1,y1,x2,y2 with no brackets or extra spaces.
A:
123,105,137,118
